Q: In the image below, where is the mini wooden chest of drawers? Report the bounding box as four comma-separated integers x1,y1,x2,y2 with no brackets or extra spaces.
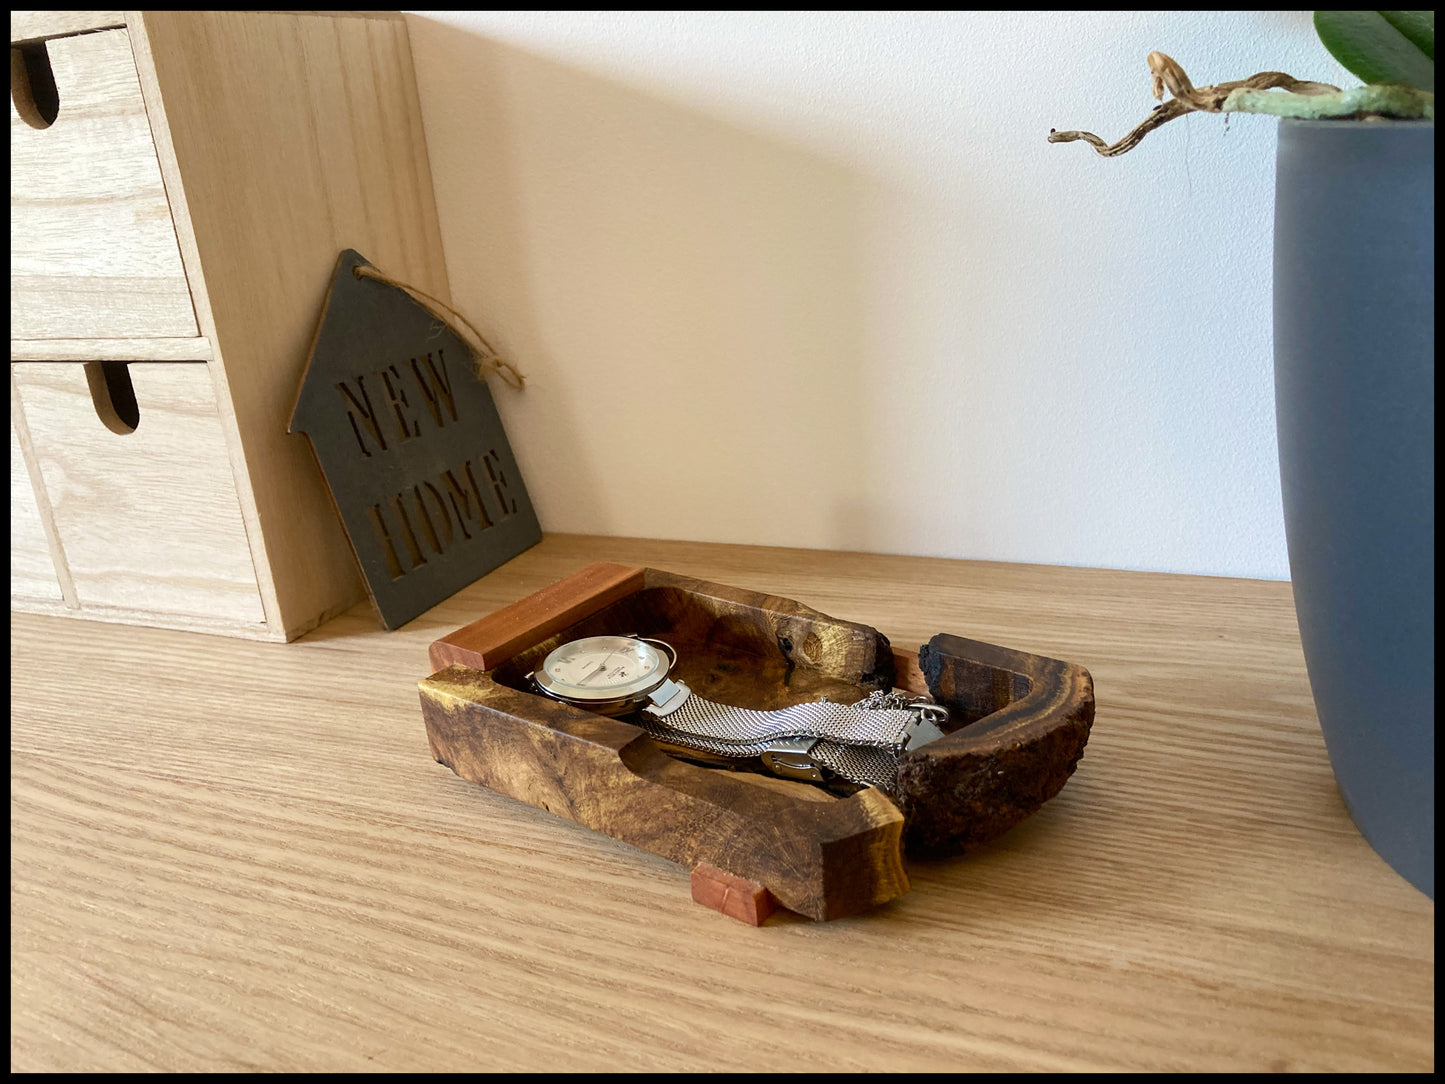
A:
10,10,452,640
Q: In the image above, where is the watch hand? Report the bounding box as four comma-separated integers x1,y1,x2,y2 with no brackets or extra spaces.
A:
578,649,625,686
577,662,609,686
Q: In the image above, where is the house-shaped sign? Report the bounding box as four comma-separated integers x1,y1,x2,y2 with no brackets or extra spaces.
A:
290,249,541,630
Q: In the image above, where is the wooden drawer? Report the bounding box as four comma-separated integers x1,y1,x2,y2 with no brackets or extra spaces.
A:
11,361,265,630
10,26,197,340
11,11,451,641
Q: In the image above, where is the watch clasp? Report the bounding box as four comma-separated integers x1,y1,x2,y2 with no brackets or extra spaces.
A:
761,736,825,782
902,705,948,751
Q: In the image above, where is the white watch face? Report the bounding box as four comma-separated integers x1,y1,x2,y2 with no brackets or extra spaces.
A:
540,635,666,701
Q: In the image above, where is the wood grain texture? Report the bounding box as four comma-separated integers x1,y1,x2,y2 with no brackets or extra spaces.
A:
429,562,645,672
891,647,929,695
133,9,451,639
12,361,265,628
10,28,196,339
9,535,1435,1072
10,11,125,42
9,406,65,604
429,565,1091,882
900,633,1094,855
487,568,898,711
10,335,213,361
421,664,909,921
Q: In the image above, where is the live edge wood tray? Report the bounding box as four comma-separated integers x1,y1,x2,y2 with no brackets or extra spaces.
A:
418,563,1094,924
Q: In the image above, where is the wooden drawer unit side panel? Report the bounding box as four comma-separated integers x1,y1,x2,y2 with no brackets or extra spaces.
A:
12,361,266,631
132,9,445,637
10,27,197,339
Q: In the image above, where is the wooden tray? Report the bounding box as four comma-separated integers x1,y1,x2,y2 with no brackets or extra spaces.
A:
418,563,1094,923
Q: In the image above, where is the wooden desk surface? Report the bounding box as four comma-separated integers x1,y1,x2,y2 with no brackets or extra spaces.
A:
10,535,1434,1072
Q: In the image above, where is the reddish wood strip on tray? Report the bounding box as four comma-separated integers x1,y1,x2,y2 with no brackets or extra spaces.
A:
428,562,645,672
891,649,930,695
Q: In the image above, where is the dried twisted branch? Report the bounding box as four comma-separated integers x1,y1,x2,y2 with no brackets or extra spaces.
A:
1047,51,1430,157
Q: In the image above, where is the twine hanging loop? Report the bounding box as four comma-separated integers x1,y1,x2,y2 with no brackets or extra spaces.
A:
353,263,526,390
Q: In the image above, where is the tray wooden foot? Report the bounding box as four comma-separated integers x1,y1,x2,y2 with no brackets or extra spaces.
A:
690,864,777,926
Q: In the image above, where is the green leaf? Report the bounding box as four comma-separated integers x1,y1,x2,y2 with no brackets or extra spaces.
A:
1314,10,1435,92
1378,10,1434,61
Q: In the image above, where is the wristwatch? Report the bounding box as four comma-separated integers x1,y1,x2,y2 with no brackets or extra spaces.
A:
528,634,948,793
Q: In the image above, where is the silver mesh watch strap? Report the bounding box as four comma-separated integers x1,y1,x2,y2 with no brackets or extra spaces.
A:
635,681,944,792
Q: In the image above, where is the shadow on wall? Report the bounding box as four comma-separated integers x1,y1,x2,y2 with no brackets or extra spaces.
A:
405,18,884,552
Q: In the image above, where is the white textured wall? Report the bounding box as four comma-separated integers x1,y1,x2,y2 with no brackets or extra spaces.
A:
404,10,1355,579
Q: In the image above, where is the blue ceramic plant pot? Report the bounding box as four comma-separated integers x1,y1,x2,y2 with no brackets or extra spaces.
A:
1273,118,1434,898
